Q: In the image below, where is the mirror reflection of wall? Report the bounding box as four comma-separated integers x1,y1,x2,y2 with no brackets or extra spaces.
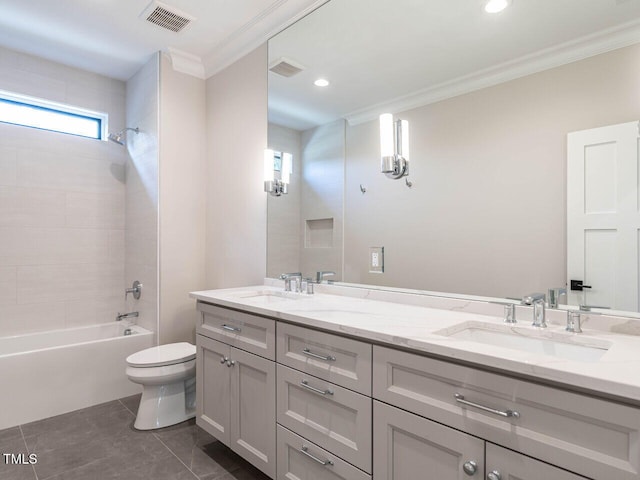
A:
266,120,344,281
267,0,640,311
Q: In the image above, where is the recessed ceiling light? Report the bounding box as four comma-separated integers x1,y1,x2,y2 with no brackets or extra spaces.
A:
485,0,510,13
314,78,330,87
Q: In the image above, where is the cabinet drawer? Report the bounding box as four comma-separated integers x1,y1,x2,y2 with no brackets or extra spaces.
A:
277,322,372,395
373,346,640,480
277,425,370,480
277,364,372,473
197,302,275,360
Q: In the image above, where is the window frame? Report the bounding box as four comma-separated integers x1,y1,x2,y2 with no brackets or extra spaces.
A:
0,89,108,140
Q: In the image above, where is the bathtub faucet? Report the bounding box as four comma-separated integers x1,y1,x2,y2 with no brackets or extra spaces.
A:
116,311,139,322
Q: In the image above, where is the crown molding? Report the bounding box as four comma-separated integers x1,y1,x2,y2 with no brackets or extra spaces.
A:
345,19,640,126
202,0,329,79
167,47,205,79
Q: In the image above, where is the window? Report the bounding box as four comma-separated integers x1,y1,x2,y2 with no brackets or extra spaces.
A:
0,90,107,140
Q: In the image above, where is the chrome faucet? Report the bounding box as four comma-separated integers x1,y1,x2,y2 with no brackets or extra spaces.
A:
547,287,566,308
116,311,139,322
521,292,545,305
522,293,547,328
532,299,547,328
316,271,335,283
280,272,302,292
566,311,583,333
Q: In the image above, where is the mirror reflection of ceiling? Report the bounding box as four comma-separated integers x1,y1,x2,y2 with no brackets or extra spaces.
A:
268,0,640,131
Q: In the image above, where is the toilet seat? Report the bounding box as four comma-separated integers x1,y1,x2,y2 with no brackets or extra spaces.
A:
126,342,196,368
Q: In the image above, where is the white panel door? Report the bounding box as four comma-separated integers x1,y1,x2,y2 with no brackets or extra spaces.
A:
567,121,640,311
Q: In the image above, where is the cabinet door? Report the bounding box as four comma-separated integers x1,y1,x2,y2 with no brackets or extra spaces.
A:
486,443,589,480
374,401,484,480
196,335,230,444
277,425,371,480
229,346,276,478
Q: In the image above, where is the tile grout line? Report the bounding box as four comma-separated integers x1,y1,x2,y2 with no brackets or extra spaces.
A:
152,433,200,480
118,398,137,417
18,424,39,480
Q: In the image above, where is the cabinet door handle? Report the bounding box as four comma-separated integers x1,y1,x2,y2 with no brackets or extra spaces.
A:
302,348,336,362
300,445,334,466
222,324,241,333
220,356,228,364
454,394,520,419
300,379,333,396
226,359,235,367
487,471,502,480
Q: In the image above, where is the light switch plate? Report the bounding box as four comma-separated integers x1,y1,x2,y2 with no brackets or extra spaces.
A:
369,247,384,273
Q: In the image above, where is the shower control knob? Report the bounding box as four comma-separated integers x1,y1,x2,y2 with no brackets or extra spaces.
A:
226,359,236,367
463,460,477,475
487,471,502,480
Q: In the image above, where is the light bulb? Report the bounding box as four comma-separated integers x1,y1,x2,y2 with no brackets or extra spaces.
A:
485,0,509,13
263,149,274,182
380,114,394,158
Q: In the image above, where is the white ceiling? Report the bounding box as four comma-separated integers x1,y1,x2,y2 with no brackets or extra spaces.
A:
0,0,326,80
268,0,640,131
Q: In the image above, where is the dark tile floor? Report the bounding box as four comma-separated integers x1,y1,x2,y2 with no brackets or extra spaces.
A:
0,395,272,480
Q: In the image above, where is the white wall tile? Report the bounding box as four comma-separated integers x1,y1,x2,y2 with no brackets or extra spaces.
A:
0,186,66,227
66,191,125,228
17,149,125,193
17,263,124,304
0,45,128,335
0,303,66,336
0,146,17,186
65,296,125,327
0,266,16,305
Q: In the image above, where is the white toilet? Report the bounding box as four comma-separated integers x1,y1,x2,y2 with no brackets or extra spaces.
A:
125,342,196,430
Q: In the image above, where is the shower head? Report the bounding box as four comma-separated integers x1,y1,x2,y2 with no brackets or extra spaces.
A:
108,127,139,146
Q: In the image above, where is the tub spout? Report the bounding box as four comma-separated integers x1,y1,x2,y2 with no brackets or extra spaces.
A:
116,311,139,322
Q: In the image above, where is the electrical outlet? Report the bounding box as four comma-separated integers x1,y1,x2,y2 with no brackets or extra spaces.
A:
369,247,384,273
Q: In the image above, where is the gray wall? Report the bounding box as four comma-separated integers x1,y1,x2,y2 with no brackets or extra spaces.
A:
158,53,207,344
344,43,640,299
205,45,268,288
299,119,344,281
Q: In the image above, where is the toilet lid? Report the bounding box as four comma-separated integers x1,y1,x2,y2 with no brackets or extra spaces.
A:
126,342,196,367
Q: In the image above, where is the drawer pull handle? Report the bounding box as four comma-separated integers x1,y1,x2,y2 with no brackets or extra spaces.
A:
222,324,241,333
300,445,334,466
454,394,520,419
302,348,336,362
300,379,334,396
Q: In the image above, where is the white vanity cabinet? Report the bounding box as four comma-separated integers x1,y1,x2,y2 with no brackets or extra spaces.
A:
195,302,276,478
374,401,587,480
193,297,640,480
275,322,373,478
373,345,640,480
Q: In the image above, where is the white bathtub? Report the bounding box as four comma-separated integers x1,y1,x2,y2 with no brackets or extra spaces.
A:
0,323,154,429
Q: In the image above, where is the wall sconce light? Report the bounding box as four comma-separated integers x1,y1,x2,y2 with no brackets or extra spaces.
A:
379,113,409,179
264,149,293,196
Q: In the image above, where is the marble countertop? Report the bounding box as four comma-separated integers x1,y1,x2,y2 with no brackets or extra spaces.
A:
190,284,640,404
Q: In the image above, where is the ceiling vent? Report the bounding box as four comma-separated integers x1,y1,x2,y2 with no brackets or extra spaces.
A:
140,1,195,33
269,57,305,78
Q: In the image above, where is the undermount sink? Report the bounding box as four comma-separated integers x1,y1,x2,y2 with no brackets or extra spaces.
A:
435,322,611,362
230,290,301,303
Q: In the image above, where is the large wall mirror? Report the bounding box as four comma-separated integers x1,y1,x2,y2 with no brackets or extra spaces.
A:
266,0,640,314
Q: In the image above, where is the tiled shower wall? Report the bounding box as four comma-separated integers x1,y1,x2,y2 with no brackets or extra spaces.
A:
0,46,128,336
124,55,159,335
